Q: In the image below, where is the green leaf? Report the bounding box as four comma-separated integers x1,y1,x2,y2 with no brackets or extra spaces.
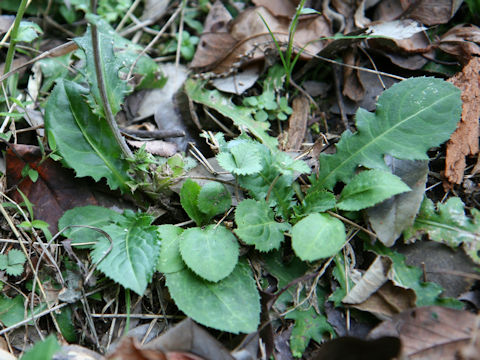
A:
17,21,43,43
236,144,295,219
337,170,411,211
292,213,346,261
166,261,260,334
0,249,26,276
55,307,77,342
59,205,124,247
179,225,239,282
91,212,160,295
406,197,480,246
197,182,232,218
235,199,290,252
404,197,480,263
74,18,131,116
312,77,462,190
20,335,60,360
38,55,72,92
44,80,131,191
157,225,185,273
286,307,335,357
184,79,278,150
295,191,336,216
0,295,25,327
367,242,463,307
217,142,263,175
180,179,209,226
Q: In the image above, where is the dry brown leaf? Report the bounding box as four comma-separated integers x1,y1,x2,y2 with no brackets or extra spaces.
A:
438,24,480,63
445,57,480,184
190,1,235,70
192,6,331,74
369,306,480,359
350,281,416,318
252,0,298,18
6,144,100,233
342,256,417,318
285,96,309,151
399,0,462,26
342,50,365,101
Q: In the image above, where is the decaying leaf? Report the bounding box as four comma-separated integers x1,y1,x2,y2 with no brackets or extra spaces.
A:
342,256,416,317
438,24,480,62
191,5,332,74
369,306,480,358
252,0,298,18
381,0,462,26
445,57,480,184
285,95,309,151
145,318,235,360
367,157,428,247
6,144,100,233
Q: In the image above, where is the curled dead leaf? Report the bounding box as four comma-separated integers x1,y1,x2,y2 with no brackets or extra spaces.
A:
369,306,480,359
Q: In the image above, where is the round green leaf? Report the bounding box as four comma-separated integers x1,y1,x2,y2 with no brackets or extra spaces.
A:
235,199,290,252
292,213,346,261
157,225,185,274
166,261,260,334
197,182,231,218
179,225,239,282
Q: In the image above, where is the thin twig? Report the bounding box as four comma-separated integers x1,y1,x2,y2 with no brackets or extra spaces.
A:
126,6,182,82
121,128,185,139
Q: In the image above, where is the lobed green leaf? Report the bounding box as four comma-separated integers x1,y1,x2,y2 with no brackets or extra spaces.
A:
312,77,462,190
235,199,290,252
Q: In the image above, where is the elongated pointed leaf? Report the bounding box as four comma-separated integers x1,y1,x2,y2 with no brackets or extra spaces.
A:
166,261,260,334
74,19,131,116
184,79,278,150
45,80,131,191
312,77,461,190
337,170,411,211
91,212,160,295
180,179,209,226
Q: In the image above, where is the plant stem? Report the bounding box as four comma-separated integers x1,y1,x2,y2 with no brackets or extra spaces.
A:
124,289,131,335
90,0,133,159
285,0,307,87
2,0,29,88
